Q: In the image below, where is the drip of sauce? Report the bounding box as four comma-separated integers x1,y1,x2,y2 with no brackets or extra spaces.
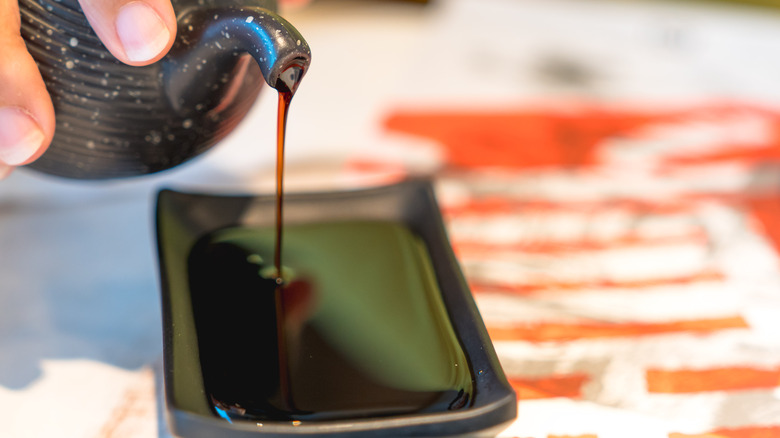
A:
272,64,305,411
275,90,291,283
273,63,304,282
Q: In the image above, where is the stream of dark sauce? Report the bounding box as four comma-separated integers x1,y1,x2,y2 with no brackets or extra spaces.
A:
273,64,303,281
273,64,302,412
274,89,291,283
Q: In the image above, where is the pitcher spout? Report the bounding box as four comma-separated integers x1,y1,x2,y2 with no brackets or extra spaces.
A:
162,6,311,115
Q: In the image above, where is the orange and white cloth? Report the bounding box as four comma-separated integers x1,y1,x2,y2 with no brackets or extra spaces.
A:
370,104,780,437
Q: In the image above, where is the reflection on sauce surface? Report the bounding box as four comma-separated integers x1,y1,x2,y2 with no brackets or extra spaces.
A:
187,221,473,422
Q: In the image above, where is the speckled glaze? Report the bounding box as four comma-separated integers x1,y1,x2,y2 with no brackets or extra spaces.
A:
19,0,310,179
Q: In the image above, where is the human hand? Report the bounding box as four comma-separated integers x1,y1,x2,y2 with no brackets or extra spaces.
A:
0,0,178,179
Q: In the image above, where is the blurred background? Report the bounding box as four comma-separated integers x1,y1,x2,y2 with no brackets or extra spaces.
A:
4,0,780,436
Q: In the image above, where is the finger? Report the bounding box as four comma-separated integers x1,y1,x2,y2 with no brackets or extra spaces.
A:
280,0,310,10
78,0,177,66
0,0,55,167
0,163,12,179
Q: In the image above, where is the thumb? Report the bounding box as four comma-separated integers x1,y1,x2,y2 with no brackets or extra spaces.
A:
78,0,177,66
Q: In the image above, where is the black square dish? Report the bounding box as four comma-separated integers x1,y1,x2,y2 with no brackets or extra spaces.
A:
155,180,516,437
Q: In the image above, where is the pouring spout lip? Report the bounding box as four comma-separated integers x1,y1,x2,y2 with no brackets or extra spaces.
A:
162,5,311,113
268,55,310,94
255,12,311,93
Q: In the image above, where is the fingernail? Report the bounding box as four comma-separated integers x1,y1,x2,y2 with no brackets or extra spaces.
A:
0,107,45,166
116,2,171,62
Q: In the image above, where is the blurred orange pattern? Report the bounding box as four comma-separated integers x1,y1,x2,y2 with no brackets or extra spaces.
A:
378,104,780,437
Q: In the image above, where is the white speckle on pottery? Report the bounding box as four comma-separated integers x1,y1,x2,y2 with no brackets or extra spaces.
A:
146,131,162,145
182,119,193,128
100,78,108,86
245,16,254,23
86,141,95,149
297,39,301,46
65,60,74,69
215,41,223,49
46,29,53,36
69,37,78,47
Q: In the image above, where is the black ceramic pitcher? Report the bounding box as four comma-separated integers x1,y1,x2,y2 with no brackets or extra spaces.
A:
19,0,311,179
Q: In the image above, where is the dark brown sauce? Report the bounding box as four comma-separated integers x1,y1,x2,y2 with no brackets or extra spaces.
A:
271,64,305,410
272,62,305,282
274,89,294,411
187,222,474,423
274,89,291,283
